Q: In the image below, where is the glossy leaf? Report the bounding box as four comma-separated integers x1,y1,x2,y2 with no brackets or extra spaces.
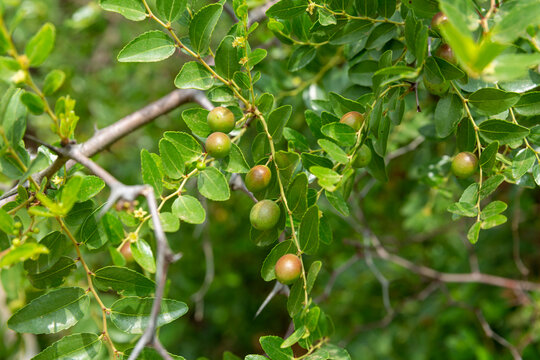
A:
31,333,102,360
189,4,223,54
28,256,76,290
99,0,147,21
93,266,155,296
172,195,206,224
175,62,214,90
25,23,55,66
198,167,230,201
118,31,175,62
156,0,187,23
299,205,319,255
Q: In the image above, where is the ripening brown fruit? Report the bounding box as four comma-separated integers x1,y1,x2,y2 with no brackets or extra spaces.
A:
339,111,364,131
207,107,235,133
435,44,456,64
250,199,280,231
245,165,272,192
205,132,231,158
451,152,478,178
275,254,302,285
120,242,134,262
352,144,372,168
431,12,448,30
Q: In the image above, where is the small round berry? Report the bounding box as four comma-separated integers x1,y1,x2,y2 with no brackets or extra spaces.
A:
339,111,364,131
207,107,235,133
352,144,372,168
423,76,449,96
205,132,231,159
451,152,478,178
435,44,456,64
245,165,272,192
14,222,22,229
196,161,206,170
250,199,280,231
33,227,40,234
431,12,448,30
121,242,134,262
275,254,302,285
12,238,20,246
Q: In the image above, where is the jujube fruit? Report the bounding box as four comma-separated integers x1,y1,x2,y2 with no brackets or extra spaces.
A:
275,254,302,285
250,199,280,231
339,111,364,131
435,44,456,64
451,152,478,178
352,144,372,168
431,12,448,29
423,76,449,96
207,107,235,133
245,165,272,192
205,132,231,158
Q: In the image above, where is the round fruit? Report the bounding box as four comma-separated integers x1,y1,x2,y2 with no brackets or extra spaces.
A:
352,144,372,168
245,165,272,192
275,254,302,285
120,242,134,262
423,76,449,96
205,132,231,158
435,44,456,64
196,161,206,170
250,199,280,231
451,152,478,178
339,111,364,131
431,12,448,29
207,107,235,133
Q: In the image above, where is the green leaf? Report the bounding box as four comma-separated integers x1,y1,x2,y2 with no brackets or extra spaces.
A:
207,86,235,103
325,190,350,216
318,8,336,26
378,0,396,18
479,120,529,144
25,23,55,66
514,92,540,116
0,243,49,268
434,94,463,138
174,61,214,90
31,333,102,360
21,92,44,115
110,297,188,334
481,200,507,220
141,149,163,196
533,164,540,186
156,0,187,23
189,3,223,54
122,348,186,360
215,35,241,79
181,108,212,137
172,195,206,224
164,131,203,163
260,335,294,360
447,202,477,217
159,139,185,179
0,207,14,234
299,205,319,255
319,344,351,360
318,139,348,164
28,256,76,289
485,53,540,82
118,31,175,62
512,148,536,179
266,0,307,20
490,0,540,44
288,46,316,72
24,231,68,274
80,205,108,250
7,287,89,334
247,48,267,68
281,326,305,348
151,212,179,233
131,239,156,274
457,117,476,152
99,0,147,21
310,166,341,191
267,105,292,143
2,88,27,146
468,88,520,115
321,123,356,146
78,176,105,202
479,174,505,200
93,266,155,296
306,260,321,294
479,141,498,174
224,143,250,173
439,0,478,38
261,240,295,281
198,167,230,201
481,214,507,229
286,173,308,218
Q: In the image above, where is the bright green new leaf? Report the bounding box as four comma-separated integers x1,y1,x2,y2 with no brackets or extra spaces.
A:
118,31,176,62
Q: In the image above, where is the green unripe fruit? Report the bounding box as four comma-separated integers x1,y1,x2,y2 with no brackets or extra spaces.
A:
207,107,235,133
33,227,40,234
250,199,280,231
423,76,449,96
451,152,478,178
339,111,364,131
12,238,20,246
205,132,231,159
435,44,456,64
196,161,206,170
431,12,448,30
14,222,22,229
275,254,302,285
352,144,372,168
245,165,272,192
